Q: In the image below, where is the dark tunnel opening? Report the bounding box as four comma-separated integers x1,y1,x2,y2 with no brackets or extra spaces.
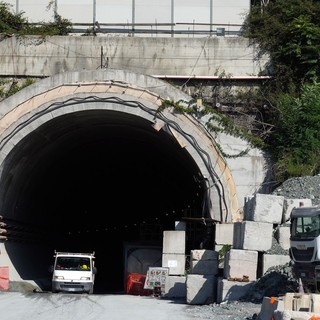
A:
0,109,212,293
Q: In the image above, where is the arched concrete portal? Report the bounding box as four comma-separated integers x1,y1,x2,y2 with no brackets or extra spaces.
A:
0,69,240,292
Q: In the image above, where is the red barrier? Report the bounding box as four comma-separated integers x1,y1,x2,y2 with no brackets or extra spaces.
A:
0,266,9,291
126,273,152,296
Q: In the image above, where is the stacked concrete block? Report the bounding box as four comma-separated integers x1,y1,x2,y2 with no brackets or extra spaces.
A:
259,293,320,320
215,223,234,252
217,278,253,303
233,221,273,251
283,293,312,311
223,249,258,281
186,274,217,305
190,249,219,276
282,198,312,223
163,275,186,299
262,254,291,275
248,193,284,224
259,296,285,320
311,294,320,313
162,231,185,275
275,225,291,250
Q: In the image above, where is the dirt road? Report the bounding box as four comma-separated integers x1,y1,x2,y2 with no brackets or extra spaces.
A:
0,291,262,320
0,292,197,320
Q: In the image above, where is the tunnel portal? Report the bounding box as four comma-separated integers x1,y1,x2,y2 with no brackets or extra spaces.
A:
0,70,237,293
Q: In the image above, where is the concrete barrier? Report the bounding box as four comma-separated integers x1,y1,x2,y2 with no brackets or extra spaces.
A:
233,221,273,251
224,249,258,281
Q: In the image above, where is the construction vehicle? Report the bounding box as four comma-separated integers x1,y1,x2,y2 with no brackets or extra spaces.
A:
289,205,320,291
49,251,97,294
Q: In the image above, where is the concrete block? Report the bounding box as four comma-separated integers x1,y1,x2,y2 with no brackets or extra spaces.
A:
233,221,273,252
282,198,313,223
311,294,320,313
163,231,185,254
215,223,234,246
164,276,186,299
215,244,224,252
186,274,216,305
190,260,219,275
191,249,218,261
262,254,290,275
216,278,253,303
273,310,320,320
283,293,311,311
275,226,291,250
250,193,284,224
224,249,258,281
259,296,284,320
162,253,185,276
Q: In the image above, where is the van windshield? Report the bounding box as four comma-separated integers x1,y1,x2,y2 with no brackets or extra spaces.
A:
292,215,320,238
55,257,91,271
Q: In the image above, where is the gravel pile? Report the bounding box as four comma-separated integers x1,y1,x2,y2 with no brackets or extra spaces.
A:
272,174,320,206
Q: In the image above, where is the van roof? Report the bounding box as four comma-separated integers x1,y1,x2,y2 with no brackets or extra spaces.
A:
54,251,95,258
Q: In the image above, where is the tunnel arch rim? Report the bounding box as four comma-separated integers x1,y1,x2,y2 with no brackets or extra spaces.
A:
0,69,240,222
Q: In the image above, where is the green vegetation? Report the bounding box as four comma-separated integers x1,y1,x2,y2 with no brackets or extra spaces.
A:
160,1,320,186
240,0,320,184
0,1,72,36
218,244,232,265
0,78,36,99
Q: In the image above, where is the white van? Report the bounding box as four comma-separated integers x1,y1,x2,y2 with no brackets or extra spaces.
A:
50,251,97,294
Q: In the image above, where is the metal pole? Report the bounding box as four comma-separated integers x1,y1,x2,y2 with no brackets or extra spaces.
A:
210,0,213,34
93,0,96,32
132,0,135,35
171,0,174,37
16,0,19,14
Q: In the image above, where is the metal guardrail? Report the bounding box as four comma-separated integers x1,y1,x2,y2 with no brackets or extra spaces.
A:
31,21,242,37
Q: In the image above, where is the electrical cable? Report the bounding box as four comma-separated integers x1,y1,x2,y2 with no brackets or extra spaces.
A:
0,94,229,222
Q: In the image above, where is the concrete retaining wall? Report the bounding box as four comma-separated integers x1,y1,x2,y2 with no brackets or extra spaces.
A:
0,36,268,78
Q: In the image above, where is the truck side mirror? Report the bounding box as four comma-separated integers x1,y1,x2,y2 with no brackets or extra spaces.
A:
93,267,97,275
48,265,54,273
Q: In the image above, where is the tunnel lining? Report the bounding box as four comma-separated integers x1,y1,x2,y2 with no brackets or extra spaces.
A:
0,70,241,223
0,69,246,292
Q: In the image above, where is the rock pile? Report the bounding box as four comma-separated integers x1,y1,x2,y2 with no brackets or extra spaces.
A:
272,175,320,206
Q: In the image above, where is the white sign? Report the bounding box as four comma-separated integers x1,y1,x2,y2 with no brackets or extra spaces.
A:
144,267,169,293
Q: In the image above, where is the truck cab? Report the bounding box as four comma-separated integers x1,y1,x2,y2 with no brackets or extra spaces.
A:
50,251,97,294
290,206,320,288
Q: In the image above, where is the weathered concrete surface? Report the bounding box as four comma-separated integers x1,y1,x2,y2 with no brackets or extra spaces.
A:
0,36,268,78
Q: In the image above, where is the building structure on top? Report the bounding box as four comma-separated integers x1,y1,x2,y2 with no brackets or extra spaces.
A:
5,0,250,37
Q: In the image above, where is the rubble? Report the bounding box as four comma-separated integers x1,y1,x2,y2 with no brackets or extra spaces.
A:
272,175,320,206
242,263,299,303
